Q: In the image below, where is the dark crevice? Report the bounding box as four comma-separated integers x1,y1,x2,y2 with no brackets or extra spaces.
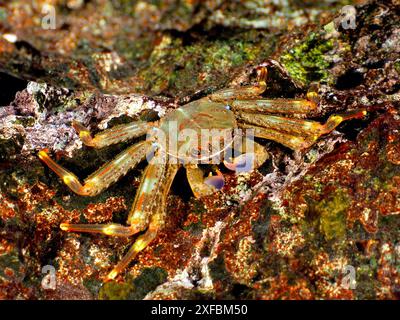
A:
337,116,371,142
335,69,364,90
0,72,27,106
171,166,194,202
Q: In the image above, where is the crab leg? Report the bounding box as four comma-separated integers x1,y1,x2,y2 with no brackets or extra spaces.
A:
60,223,138,237
239,109,367,151
72,120,154,148
238,109,367,137
209,66,267,102
38,140,152,196
230,84,319,116
106,159,179,281
210,66,319,116
231,98,317,116
126,150,168,227
239,123,315,150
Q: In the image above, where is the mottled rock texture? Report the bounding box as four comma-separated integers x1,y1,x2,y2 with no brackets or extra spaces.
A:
0,0,399,300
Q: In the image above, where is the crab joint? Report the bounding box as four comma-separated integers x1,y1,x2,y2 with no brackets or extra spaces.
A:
105,270,119,281
38,149,89,196
72,121,94,146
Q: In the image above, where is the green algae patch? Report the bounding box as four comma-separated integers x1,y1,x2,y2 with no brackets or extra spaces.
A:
314,190,349,241
138,30,277,97
98,267,168,300
395,61,400,74
280,32,335,87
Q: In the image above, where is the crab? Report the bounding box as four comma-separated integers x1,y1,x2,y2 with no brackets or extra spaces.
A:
38,65,366,281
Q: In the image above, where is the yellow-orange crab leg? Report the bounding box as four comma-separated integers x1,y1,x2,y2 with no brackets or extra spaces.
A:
238,109,367,137
230,85,319,116
59,148,173,241
106,161,179,281
72,120,154,148
231,98,318,116
239,123,315,150
209,66,267,102
38,140,152,196
186,164,216,198
126,150,168,227
60,222,137,237
239,109,367,151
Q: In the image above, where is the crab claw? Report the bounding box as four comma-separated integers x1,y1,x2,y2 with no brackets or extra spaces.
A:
224,153,255,173
204,170,225,190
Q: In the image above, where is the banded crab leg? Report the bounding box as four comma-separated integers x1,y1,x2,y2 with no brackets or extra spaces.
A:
38,140,153,237
238,109,367,151
38,140,152,196
107,155,179,281
72,120,154,148
229,83,320,116
209,66,267,101
209,66,319,117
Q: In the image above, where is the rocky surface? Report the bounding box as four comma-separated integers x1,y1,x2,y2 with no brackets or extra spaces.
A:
0,0,399,300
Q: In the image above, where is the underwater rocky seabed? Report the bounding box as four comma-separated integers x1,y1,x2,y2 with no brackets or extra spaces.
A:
0,0,399,299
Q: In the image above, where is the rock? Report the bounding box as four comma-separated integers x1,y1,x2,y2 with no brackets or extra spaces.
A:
0,0,399,300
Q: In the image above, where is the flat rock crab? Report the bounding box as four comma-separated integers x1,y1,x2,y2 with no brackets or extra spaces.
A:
38,65,366,281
